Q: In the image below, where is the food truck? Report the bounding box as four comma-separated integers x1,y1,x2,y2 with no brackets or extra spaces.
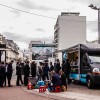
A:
61,44,100,88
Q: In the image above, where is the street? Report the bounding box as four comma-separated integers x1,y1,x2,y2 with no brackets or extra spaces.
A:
0,77,53,100
0,85,53,100
68,83,100,96
0,78,100,100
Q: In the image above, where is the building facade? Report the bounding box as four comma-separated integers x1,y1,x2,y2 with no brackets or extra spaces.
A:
6,39,19,62
0,34,19,63
54,12,86,62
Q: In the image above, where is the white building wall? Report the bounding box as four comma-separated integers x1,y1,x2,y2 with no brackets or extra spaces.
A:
6,50,18,62
54,13,86,63
58,15,86,50
18,50,24,60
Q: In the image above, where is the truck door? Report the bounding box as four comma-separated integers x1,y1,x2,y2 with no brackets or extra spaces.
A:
80,53,91,83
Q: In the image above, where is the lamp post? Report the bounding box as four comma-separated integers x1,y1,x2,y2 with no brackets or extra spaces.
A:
88,4,100,44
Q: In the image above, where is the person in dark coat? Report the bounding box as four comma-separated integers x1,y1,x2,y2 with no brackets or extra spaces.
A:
16,62,23,86
63,59,71,84
48,70,61,91
55,59,61,74
42,62,49,81
4,62,8,86
51,71,61,87
31,61,36,77
23,61,30,86
49,62,54,72
38,62,43,81
7,60,14,87
62,60,65,72
0,62,5,87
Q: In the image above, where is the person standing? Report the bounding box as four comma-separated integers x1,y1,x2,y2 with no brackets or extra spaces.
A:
31,61,36,77
55,59,61,74
62,60,65,72
4,62,8,86
64,59,71,84
23,61,30,86
7,60,14,87
42,62,49,81
16,62,23,86
0,62,5,87
49,62,54,72
0,62,2,87
38,62,43,81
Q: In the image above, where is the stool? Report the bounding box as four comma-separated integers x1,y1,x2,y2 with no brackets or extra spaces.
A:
39,86,46,93
27,84,33,90
52,86,61,92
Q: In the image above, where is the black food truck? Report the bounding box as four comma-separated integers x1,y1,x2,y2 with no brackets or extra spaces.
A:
61,44,100,88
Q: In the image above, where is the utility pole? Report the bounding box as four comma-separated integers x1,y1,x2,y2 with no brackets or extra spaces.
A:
88,4,100,44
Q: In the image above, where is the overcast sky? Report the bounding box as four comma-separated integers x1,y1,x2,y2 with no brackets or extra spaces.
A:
0,0,100,49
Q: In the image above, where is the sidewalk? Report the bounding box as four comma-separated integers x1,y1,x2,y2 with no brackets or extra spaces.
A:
22,86,100,100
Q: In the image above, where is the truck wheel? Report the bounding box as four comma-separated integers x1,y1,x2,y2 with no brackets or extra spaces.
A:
87,78,93,89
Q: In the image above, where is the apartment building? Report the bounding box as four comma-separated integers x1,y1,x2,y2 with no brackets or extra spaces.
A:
54,12,86,62
0,34,19,62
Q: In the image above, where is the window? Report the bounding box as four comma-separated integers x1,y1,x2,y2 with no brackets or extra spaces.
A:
82,54,88,67
89,56,100,64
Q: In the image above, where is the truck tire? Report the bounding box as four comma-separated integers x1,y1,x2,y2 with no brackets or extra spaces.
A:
87,77,94,89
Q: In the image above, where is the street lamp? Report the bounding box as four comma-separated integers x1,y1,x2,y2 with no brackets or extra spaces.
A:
88,4,100,44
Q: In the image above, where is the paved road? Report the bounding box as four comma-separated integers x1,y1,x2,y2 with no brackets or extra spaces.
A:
68,83,100,96
0,78,54,100
0,86,54,100
0,78,100,100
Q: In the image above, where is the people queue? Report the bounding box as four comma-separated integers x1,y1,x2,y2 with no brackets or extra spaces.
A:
0,59,71,88
0,61,14,87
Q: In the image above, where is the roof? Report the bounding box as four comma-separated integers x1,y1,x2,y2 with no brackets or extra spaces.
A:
32,44,55,47
61,12,80,16
55,43,100,53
